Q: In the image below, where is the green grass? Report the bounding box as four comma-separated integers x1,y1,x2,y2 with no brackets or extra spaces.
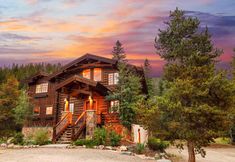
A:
214,137,231,144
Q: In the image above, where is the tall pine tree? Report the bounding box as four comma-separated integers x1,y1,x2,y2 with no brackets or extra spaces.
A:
112,40,126,62
153,8,235,162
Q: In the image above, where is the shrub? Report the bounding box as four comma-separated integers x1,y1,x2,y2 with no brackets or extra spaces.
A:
74,139,96,148
109,131,122,146
148,137,169,152
33,128,50,145
12,132,24,145
93,127,107,145
135,143,145,154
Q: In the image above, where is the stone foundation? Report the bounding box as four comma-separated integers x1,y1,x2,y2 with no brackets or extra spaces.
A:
22,126,53,140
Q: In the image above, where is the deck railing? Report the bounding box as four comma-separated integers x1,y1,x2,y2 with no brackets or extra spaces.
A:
53,111,72,143
72,111,86,140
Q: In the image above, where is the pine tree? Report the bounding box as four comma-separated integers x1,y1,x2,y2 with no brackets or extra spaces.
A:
0,76,20,137
143,59,154,97
112,40,126,62
152,8,235,162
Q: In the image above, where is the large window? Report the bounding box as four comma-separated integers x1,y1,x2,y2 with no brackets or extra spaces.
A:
93,68,102,81
69,103,74,114
108,73,119,85
46,106,53,115
109,100,120,113
35,83,48,93
82,69,91,79
33,106,40,115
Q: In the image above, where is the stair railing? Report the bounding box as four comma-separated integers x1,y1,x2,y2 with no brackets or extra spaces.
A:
72,111,86,140
53,111,72,143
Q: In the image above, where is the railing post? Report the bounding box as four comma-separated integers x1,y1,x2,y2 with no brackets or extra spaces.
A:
52,126,56,143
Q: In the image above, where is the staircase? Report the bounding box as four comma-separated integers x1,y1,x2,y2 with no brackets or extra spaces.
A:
53,111,86,144
56,124,72,144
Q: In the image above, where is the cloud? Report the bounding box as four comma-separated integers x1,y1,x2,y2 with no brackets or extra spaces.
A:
0,33,43,41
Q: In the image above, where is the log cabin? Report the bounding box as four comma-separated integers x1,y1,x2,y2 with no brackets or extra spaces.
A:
23,53,147,143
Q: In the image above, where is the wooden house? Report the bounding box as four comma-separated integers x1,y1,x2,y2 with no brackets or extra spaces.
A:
24,54,146,143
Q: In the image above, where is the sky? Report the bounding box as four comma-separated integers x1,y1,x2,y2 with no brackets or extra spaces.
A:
0,0,235,77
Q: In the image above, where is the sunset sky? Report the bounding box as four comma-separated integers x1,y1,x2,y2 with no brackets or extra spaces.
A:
0,0,235,76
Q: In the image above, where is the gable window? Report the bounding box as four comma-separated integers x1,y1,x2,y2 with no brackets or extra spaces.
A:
33,106,40,115
35,83,48,93
46,106,53,115
109,100,120,113
108,73,119,85
69,103,74,114
94,68,102,81
83,69,91,79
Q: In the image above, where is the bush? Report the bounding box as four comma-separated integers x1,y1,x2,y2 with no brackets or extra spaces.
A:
73,139,96,148
135,143,145,154
93,127,107,145
109,131,121,146
33,128,50,145
12,132,24,145
148,137,169,152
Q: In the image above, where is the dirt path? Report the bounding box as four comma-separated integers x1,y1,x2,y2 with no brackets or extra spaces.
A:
0,148,154,162
167,146,235,162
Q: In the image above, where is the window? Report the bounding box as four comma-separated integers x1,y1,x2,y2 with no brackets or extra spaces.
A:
82,69,91,79
46,106,53,115
33,106,40,115
35,83,48,93
69,103,74,114
109,100,119,113
108,73,119,85
94,68,102,81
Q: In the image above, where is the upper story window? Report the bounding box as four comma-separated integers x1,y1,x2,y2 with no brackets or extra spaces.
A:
94,68,102,81
108,73,119,85
83,69,91,79
35,83,48,93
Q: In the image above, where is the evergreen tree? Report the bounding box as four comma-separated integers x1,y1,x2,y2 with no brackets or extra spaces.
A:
112,40,126,62
13,90,33,127
143,59,155,97
106,62,143,129
151,8,235,162
0,76,20,137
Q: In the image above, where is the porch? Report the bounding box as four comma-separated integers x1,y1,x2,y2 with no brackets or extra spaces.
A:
52,75,118,143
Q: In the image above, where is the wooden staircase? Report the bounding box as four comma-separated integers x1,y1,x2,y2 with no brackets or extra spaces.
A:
56,124,72,144
53,111,86,144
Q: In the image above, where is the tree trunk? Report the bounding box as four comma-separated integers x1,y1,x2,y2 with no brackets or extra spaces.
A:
187,141,196,162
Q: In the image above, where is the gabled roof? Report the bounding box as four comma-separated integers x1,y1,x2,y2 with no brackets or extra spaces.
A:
26,71,49,84
49,53,117,80
55,75,110,96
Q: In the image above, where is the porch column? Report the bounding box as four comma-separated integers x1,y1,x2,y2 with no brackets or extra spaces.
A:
86,110,96,139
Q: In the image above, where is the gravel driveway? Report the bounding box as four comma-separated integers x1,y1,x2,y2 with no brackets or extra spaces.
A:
0,148,154,162
167,145,235,162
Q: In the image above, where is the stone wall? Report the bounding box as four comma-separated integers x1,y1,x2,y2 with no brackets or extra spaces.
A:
22,126,53,140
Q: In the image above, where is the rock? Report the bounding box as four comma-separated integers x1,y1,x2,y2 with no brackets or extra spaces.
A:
7,144,14,148
66,145,76,149
0,143,7,147
13,145,23,149
121,151,134,156
7,138,14,144
156,159,171,162
98,145,105,150
82,145,86,148
105,146,113,150
24,145,29,149
120,145,128,151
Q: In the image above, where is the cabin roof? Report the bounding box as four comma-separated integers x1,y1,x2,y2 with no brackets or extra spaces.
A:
55,75,110,96
26,71,49,84
49,53,117,80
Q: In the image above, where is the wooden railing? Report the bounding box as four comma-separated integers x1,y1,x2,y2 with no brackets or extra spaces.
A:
72,111,86,140
53,111,72,143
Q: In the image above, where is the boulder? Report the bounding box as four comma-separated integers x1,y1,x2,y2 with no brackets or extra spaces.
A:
0,143,7,147
156,159,171,162
120,145,128,151
105,146,113,150
7,144,14,148
7,138,14,144
98,145,105,150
